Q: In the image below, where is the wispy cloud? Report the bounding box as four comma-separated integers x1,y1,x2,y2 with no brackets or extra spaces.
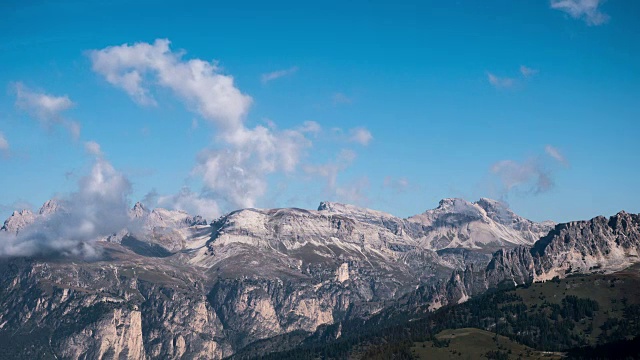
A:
490,146,570,196
545,145,569,166
491,159,553,195
14,83,80,139
520,65,539,77
332,92,352,105
487,72,516,89
0,132,9,152
298,120,322,135
84,141,103,157
303,149,357,192
335,176,370,205
348,127,373,146
550,0,609,26
261,66,298,84
383,176,410,193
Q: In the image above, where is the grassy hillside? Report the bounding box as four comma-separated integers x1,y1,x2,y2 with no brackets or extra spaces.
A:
411,328,562,360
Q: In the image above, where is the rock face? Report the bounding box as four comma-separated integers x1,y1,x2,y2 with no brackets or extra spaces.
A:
421,211,640,310
4,198,625,360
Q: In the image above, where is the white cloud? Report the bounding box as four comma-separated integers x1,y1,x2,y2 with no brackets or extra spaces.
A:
0,132,9,151
487,72,515,88
156,187,221,220
89,39,252,132
194,126,311,209
261,66,298,84
84,141,103,157
0,156,132,257
91,39,317,211
520,65,539,77
545,145,569,166
14,83,80,139
348,127,373,146
550,0,609,26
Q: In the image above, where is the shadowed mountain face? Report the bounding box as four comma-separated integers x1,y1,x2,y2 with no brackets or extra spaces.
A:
0,199,636,359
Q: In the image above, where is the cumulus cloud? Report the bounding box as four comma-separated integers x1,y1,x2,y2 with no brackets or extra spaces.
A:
193,127,311,209
348,127,373,146
0,132,9,152
520,65,539,77
261,66,298,84
0,155,132,257
550,0,609,26
14,83,80,139
545,145,569,166
487,72,515,88
90,39,320,212
89,39,252,132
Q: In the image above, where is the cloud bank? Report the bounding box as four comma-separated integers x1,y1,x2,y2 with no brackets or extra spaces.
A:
0,154,132,257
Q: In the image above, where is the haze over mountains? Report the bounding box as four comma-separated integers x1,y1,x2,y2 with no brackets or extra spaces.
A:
0,197,638,359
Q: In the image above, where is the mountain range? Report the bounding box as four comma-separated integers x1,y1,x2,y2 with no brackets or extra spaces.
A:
0,198,638,359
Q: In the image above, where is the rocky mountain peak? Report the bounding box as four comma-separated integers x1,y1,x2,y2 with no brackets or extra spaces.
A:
130,202,149,219
1,209,36,234
38,199,62,215
436,198,474,211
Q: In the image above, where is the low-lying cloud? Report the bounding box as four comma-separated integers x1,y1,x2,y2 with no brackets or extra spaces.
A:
0,152,132,257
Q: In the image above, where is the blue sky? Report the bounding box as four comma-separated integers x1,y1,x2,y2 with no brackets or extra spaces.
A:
0,0,639,223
